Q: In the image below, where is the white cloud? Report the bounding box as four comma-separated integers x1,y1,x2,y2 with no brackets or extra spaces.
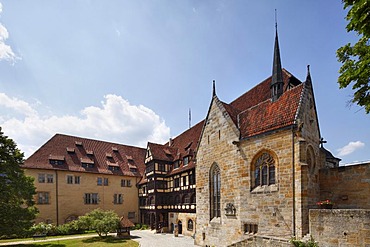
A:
337,141,365,157
0,2,20,63
0,93,170,157
0,93,38,117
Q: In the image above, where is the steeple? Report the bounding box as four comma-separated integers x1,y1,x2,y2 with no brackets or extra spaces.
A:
271,11,284,101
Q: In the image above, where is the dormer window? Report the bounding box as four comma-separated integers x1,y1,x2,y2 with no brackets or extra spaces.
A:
75,141,83,146
106,152,113,158
184,156,189,166
86,150,94,156
49,155,65,165
108,166,120,171
49,159,64,165
174,160,180,169
81,157,94,168
107,161,119,171
66,147,75,153
112,147,118,152
130,167,137,173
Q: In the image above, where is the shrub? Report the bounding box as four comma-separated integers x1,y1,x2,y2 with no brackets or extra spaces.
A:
290,236,319,247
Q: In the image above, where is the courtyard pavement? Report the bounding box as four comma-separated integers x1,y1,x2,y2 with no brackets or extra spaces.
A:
131,230,195,247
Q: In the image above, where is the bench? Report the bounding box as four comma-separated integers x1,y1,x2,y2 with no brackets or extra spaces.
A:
33,234,47,240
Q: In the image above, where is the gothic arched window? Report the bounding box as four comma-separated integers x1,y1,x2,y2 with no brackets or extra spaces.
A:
210,163,221,219
187,219,194,231
307,146,316,175
253,152,276,189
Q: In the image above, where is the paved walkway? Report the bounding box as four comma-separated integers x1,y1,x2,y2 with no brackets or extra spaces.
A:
131,230,195,247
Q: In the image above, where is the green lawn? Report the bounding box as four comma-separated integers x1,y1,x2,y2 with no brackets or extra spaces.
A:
3,236,139,247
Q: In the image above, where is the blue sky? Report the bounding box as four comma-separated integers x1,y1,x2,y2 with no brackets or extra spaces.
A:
0,0,368,164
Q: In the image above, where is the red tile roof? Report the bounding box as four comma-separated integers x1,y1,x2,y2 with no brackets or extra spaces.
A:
23,134,146,177
145,120,204,176
238,83,304,138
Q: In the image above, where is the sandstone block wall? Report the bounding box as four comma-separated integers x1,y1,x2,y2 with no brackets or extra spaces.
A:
319,164,370,209
310,209,370,247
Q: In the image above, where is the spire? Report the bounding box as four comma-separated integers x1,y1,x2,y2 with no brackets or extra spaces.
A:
212,80,216,97
271,10,284,101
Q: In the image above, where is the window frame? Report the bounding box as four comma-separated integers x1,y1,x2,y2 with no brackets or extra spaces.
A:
251,151,277,191
210,163,221,220
84,193,99,204
37,191,50,204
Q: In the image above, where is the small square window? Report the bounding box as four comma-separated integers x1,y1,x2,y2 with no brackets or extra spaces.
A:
47,174,54,183
128,212,135,219
113,194,123,204
67,175,73,184
38,174,45,183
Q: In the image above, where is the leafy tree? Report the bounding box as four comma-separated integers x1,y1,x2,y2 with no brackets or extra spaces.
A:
337,0,370,113
0,127,37,237
76,209,119,237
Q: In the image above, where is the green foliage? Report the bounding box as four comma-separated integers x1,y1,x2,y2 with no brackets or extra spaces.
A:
76,209,120,237
337,0,370,113
290,235,319,247
132,223,149,230
30,221,85,236
0,127,38,238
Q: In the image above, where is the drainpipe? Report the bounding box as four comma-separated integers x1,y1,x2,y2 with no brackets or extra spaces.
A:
55,170,59,225
292,127,296,237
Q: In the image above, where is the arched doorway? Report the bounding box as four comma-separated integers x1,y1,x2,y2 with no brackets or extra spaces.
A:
178,220,183,234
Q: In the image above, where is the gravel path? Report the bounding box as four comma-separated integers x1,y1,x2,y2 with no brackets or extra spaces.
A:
131,230,195,247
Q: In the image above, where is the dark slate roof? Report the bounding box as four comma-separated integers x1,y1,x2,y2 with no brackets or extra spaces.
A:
23,134,146,177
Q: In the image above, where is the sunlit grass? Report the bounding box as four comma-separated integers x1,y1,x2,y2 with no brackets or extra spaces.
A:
2,236,139,247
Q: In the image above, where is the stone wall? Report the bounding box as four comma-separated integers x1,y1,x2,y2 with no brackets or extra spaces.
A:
319,163,370,209
168,212,196,237
309,209,370,247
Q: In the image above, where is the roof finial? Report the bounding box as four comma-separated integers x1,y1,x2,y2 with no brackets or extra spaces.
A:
271,9,284,101
189,108,192,129
275,9,278,30
306,64,312,83
212,80,216,97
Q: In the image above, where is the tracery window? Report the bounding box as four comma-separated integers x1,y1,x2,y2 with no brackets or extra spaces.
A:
253,152,275,189
210,163,221,220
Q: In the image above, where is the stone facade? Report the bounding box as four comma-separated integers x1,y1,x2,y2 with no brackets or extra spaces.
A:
319,163,370,209
310,209,370,247
194,64,326,246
